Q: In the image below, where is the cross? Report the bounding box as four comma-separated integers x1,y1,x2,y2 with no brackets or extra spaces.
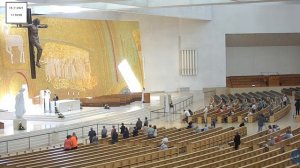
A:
16,8,48,79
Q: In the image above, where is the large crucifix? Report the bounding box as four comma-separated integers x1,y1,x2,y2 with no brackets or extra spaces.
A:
17,8,48,79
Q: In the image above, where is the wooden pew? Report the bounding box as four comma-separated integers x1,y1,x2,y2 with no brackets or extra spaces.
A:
241,126,290,148
228,108,248,123
3,145,153,168
262,158,295,168
154,147,252,168
175,127,226,150
84,148,179,168
187,126,247,153
128,127,177,146
13,146,157,168
132,146,221,168
0,145,138,166
239,149,293,168
215,148,283,168
269,105,291,123
247,106,270,123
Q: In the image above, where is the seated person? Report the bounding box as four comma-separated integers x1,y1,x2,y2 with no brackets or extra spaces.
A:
133,127,139,137
147,125,155,138
267,136,275,146
70,132,78,149
64,135,72,150
268,125,273,134
209,103,214,110
160,142,168,150
284,130,294,139
92,135,99,145
161,136,168,145
272,125,280,132
104,104,110,109
275,135,282,143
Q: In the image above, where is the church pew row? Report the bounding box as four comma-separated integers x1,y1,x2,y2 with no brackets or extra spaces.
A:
147,128,198,148
270,133,300,150
219,130,300,168
239,149,294,168
0,127,241,168
99,127,172,146
26,147,158,168
0,127,225,168
170,127,297,168
81,148,179,168
132,146,221,168
153,147,252,168
247,104,282,123
262,158,295,168
2,145,155,168
127,127,177,146
247,106,270,123
214,148,283,168
0,145,143,166
175,127,227,150
269,104,291,123
227,108,249,123
141,127,299,168
186,126,247,153
242,126,291,148
91,126,177,147
227,129,268,148
0,127,173,167
188,99,223,124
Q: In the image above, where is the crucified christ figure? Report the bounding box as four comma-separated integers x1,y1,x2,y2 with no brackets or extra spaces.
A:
19,18,48,68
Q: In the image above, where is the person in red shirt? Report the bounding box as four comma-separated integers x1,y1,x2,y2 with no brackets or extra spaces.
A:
64,135,72,150
70,132,78,149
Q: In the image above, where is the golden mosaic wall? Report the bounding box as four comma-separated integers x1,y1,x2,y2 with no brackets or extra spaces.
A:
0,16,143,99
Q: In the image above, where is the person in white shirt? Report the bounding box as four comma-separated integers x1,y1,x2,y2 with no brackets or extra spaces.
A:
209,104,214,110
161,136,168,145
251,104,257,113
282,95,288,106
184,109,191,123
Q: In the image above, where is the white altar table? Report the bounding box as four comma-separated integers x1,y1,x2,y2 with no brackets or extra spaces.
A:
50,100,80,113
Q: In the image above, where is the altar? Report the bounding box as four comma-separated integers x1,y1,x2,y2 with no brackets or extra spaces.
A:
50,100,80,113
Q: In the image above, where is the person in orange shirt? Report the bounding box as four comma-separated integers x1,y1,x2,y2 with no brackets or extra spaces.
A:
70,132,78,149
64,135,72,150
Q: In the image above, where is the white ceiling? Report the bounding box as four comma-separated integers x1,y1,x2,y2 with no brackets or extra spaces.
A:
0,0,296,20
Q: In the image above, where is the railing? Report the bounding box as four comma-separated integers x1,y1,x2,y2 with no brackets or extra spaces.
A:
0,122,135,154
149,96,193,119
0,95,193,155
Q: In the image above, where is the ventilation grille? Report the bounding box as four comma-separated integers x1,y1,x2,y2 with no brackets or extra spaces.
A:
180,49,197,76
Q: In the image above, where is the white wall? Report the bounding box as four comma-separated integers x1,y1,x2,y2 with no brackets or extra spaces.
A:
140,17,226,92
227,46,300,76
50,2,300,92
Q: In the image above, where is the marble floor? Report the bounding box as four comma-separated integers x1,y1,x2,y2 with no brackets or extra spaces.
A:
0,93,195,137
